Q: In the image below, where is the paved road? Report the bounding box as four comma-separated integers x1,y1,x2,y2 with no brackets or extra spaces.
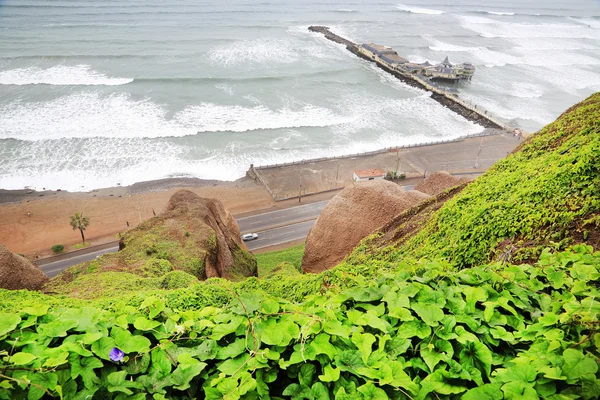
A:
38,246,119,278
237,201,327,233
245,220,315,251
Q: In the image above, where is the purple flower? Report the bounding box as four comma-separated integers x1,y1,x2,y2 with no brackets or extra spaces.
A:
109,347,124,362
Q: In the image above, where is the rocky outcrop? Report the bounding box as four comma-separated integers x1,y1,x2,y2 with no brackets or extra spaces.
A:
0,243,49,290
49,190,257,288
301,180,429,273
414,171,467,196
162,190,256,279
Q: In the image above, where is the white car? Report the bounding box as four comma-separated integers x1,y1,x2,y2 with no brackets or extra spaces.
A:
242,233,259,241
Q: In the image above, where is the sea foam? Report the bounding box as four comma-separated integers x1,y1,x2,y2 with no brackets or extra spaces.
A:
396,4,445,15
0,65,133,86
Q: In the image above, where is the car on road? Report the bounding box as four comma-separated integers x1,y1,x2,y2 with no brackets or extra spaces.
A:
242,233,259,241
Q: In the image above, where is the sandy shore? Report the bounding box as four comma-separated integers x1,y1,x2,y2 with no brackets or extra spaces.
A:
0,176,338,258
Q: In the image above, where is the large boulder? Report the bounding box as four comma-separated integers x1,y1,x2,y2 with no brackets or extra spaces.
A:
47,190,256,291
0,243,49,290
302,180,429,273
414,171,466,196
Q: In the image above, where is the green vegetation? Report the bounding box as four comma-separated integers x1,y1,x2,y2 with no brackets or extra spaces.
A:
50,244,64,254
70,212,90,245
350,92,600,268
255,244,305,277
1,94,600,398
1,246,600,399
71,242,90,250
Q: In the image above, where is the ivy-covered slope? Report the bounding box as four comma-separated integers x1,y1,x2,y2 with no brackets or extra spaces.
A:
347,92,600,268
1,246,600,399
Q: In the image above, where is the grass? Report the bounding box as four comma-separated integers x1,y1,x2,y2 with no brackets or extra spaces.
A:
71,242,90,250
255,244,305,277
347,92,600,268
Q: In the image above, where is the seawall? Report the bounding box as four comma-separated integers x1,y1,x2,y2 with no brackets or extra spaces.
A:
308,26,516,132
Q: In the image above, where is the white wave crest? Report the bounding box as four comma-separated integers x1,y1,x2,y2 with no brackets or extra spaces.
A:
0,93,353,141
483,11,515,16
175,103,354,133
0,65,133,86
396,4,445,15
459,15,600,39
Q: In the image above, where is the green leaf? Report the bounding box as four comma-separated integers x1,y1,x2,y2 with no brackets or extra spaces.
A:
411,303,444,326
385,336,411,358
71,356,103,389
582,376,600,400
218,353,250,376
357,383,387,400
419,370,468,399
501,381,538,400
311,382,330,400
10,352,37,365
211,316,245,340
216,338,247,360
133,317,161,331
463,384,503,400
172,361,207,390
495,364,537,383
310,334,338,360
351,332,376,364
299,364,316,387
562,349,598,382
37,319,79,338
91,337,116,361
0,313,21,337
323,320,352,339
460,341,493,377
387,361,419,395
319,363,340,382
397,320,431,339
149,348,172,377
258,317,299,346
421,339,453,372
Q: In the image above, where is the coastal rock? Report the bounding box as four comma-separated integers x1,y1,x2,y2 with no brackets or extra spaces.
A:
161,190,256,279
0,243,49,290
414,171,467,196
47,190,256,290
301,180,429,273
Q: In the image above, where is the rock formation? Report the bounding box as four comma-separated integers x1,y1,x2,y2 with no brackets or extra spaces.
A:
0,243,49,290
49,190,257,287
301,180,429,273
414,171,467,196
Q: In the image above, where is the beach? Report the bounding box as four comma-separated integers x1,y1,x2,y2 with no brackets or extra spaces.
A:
0,131,521,257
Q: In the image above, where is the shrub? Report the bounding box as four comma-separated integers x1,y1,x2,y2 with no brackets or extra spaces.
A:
0,246,599,398
160,270,199,289
50,244,64,254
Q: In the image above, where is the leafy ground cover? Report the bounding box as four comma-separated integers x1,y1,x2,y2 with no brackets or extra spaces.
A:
348,93,600,268
255,244,305,277
1,245,600,399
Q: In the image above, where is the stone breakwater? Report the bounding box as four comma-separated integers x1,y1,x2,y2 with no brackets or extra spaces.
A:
308,26,516,132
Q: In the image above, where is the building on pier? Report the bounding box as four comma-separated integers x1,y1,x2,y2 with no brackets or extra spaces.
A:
358,43,475,82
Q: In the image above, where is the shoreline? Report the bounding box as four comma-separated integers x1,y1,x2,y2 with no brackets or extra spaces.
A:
0,132,522,258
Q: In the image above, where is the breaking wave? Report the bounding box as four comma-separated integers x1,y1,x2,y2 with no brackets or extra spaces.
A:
396,4,445,15
0,65,134,86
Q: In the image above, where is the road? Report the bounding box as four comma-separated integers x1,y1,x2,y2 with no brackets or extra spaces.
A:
36,201,328,277
237,201,326,233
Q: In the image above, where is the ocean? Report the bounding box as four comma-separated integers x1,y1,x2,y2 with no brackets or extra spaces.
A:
1,0,599,191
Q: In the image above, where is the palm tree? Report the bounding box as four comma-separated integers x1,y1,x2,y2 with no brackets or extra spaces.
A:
70,212,90,245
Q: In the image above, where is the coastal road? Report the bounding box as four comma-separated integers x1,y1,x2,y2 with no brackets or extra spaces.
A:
36,201,328,277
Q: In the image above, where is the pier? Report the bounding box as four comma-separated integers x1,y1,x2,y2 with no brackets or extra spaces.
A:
308,26,517,132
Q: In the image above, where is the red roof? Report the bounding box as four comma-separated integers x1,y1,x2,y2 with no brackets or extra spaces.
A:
354,168,386,178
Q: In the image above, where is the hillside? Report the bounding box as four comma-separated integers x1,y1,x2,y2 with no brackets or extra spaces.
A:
348,92,600,268
0,93,599,399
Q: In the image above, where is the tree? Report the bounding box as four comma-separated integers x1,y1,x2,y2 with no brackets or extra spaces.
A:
70,212,90,245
